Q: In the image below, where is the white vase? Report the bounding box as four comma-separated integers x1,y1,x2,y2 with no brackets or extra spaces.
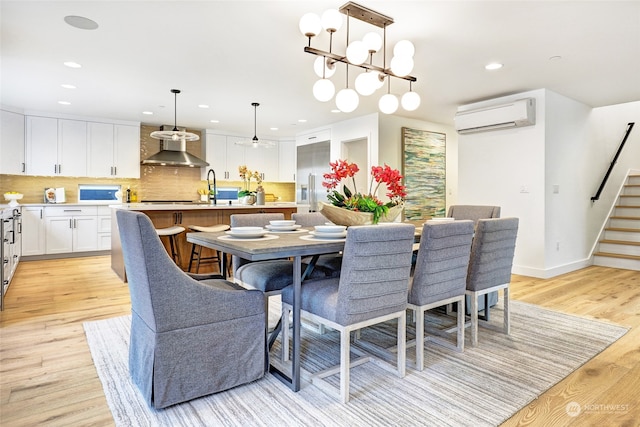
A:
239,195,256,205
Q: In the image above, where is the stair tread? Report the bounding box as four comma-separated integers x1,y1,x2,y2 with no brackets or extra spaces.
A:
615,205,640,208
600,239,640,246
594,252,640,261
610,216,640,220
605,227,640,232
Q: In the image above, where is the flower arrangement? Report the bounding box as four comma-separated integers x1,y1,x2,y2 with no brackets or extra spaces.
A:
238,165,262,197
322,159,406,224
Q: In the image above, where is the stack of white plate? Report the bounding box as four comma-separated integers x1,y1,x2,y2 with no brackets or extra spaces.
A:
225,226,268,238
265,220,302,232
310,224,347,239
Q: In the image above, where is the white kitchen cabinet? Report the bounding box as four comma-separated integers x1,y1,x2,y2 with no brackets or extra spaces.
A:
97,206,111,250
0,109,26,175
278,139,296,182
88,122,140,178
246,140,279,182
25,116,87,176
225,136,246,179
296,128,331,146
45,206,98,254
21,206,46,256
203,132,228,178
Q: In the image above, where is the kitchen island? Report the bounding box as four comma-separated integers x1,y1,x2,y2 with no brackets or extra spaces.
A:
110,202,302,281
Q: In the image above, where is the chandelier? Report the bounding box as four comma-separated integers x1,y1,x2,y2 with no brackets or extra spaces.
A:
299,1,420,114
150,89,199,141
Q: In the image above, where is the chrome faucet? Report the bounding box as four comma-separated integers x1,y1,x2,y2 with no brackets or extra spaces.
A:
207,169,217,205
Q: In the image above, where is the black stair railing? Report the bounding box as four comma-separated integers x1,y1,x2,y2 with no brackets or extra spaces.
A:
591,122,635,202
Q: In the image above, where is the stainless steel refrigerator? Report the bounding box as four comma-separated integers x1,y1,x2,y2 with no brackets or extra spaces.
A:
296,141,330,211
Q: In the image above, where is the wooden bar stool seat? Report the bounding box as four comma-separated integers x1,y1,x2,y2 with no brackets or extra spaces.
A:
187,224,230,273
155,226,185,266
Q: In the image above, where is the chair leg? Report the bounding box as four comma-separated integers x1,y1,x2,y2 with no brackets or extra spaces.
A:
456,297,465,352
470,292,479,347
397,314,406,378
282,305,290,362
187,244,197,272
504,286,510,335
340,329,351,403
415,308,425,371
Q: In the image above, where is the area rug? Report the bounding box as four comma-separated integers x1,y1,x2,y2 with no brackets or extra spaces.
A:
83,301,627,427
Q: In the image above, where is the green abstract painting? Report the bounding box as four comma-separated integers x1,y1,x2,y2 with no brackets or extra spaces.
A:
401,127,446,220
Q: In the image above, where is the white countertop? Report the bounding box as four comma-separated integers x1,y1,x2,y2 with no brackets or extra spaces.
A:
110,202,300,211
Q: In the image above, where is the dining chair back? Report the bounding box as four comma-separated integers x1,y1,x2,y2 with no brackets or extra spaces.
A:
466,217,519,346
281,223,415,403
408,220,474,370
116,210,266,409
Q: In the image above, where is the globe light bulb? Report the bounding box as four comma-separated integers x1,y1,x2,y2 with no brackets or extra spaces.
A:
393,40,415,58
313,79,335,102
379,93,399,114
335,88,359,113
355,72,378,96
401,91,421,111
346,40,368,65
299,13,321,37
313,56,336,78
390,56,414,77
362,32,383,53
321,9,342,32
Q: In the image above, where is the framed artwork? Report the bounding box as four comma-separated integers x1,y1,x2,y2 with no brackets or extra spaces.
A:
401,127,446,219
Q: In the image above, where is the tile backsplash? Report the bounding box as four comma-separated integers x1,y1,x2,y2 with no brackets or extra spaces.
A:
0,124,295,203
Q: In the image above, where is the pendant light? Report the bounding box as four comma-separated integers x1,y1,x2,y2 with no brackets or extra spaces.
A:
251,102,260,147
150,89,199,141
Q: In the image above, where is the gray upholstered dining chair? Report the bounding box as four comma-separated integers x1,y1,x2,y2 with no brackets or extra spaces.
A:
408,220,474,370
447,205,501,225
231,213,329,328
466,217,519,346
116,210,266,409
447,204,502,315
280,223,415,403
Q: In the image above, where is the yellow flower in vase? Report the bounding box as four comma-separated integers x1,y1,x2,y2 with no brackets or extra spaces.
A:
238,165,263,197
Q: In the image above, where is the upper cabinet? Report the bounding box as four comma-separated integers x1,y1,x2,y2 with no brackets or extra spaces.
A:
278,140,296,182
25,116,87,176
0,109,26,175
203,131,293,182
21,113,140,178
88,122,140,178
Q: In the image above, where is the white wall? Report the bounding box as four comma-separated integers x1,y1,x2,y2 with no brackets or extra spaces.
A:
458,90,640,278
458,89,547,275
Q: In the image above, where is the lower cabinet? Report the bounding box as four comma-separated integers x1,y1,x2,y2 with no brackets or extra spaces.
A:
45,206,98,254
97,206,112,250
21,206,46,256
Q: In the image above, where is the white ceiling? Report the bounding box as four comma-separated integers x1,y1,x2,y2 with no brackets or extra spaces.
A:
2,1,639,140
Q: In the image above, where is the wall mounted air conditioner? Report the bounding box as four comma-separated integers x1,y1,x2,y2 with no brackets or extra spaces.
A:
454,98,536,134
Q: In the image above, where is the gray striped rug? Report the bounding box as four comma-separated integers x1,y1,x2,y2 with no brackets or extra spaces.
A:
83,300,627,427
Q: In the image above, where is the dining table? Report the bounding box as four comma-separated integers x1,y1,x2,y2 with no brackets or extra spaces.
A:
186,228,348,392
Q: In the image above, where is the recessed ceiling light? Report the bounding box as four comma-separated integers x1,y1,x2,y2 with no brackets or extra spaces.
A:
142,111,153,115
58,101,71,105
210,119,219,123
270,127,279,131
61,84,76,89
64,15,99,30
298,119,307,123
549,55,562,61
331,109,341,113
198,104,209,109
64,61,82,68
485,62,503,70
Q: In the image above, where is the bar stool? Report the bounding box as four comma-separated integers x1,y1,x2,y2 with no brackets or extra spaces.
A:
155,226,185,266
187,224,230,273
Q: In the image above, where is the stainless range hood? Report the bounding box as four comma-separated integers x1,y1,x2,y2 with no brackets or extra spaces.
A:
141,125,209,167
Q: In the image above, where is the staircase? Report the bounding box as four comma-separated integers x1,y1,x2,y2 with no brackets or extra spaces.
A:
593,174,640,271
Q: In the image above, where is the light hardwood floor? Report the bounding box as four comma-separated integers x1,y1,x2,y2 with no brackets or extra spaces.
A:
0,257,638,426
